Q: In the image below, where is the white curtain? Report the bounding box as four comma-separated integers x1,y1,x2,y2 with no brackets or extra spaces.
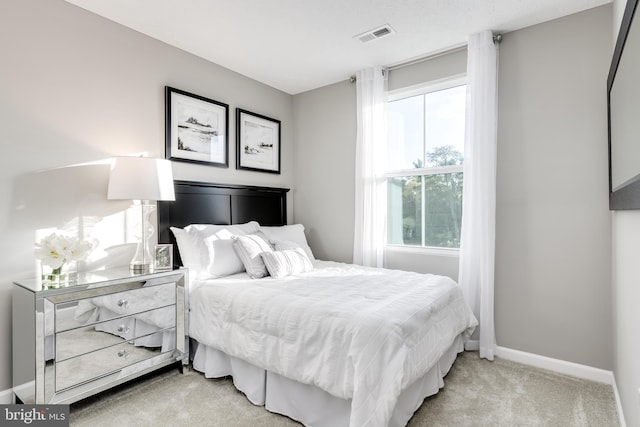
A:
353,66,387,267
458,30,499,360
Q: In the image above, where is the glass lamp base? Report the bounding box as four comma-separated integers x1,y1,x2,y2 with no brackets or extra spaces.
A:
129,202,155,274
130,238,153,273
129,262,151,273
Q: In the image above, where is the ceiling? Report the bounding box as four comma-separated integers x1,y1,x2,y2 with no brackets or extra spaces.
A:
65,0,611,95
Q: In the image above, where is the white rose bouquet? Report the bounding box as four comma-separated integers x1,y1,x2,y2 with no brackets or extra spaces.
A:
35,232,95,275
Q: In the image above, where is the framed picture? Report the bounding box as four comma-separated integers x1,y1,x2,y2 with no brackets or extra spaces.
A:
236,108,281,174
165,86,229,167
154,244,173,270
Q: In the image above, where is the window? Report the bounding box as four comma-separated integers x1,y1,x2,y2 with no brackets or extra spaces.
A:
386,80,466,249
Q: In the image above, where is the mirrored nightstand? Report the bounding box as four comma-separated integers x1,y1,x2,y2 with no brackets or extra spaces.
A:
13,267,188,404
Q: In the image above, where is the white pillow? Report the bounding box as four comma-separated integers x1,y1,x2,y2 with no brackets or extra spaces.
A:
260,248,313,279
232,232,273,279
184,221,261,274
170,227,199,271
203,229,246,277
186,221,260,238
260,224,315,260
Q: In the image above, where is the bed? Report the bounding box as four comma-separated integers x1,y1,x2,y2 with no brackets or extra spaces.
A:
158,180,477,427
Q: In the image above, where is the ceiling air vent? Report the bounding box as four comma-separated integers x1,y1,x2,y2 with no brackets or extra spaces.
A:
354,24,395,43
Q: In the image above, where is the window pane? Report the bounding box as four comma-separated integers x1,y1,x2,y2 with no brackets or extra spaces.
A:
385,81,466,250
423,172,463,248
387,95,424,170
424,85,466,163
387,177,422,246
387,173,463,249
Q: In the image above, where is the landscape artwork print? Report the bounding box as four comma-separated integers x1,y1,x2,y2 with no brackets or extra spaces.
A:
236,109,281,174
165,87,229,167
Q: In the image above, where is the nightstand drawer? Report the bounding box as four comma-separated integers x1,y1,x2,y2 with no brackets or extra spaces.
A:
55,331,176,392
56,306,176,361
55,281,176,332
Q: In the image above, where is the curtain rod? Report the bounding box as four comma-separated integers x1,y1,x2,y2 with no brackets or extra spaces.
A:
349,33,502,83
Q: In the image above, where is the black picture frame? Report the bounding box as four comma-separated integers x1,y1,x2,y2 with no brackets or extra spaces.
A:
608,0,640,209
165,86,229,168
236,108,281,174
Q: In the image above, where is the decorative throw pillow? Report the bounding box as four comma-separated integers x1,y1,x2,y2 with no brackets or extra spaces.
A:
260,224,315,260
260,248,313,279
273,239,301,252
232,232,273,279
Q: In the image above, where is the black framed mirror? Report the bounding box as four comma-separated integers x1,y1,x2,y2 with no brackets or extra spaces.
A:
608,0,640,210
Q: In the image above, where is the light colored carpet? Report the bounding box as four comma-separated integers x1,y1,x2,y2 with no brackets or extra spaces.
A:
69,351,619,426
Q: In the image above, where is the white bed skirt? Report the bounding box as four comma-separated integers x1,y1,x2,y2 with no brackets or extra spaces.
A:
192,334,465,427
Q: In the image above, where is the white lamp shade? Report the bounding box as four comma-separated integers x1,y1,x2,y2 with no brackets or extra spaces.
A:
108,157,175,201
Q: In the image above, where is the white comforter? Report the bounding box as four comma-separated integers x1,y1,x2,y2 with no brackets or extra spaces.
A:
189,261,477,427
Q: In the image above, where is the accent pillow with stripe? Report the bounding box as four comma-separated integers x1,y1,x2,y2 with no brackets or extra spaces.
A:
260,248,313,279
232,232,273,278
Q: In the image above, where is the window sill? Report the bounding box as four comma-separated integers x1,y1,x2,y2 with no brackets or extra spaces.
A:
385,244,460,258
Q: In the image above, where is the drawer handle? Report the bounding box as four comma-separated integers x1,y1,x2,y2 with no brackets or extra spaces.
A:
116,325,130,334
117,350,129,359
117,299,129,308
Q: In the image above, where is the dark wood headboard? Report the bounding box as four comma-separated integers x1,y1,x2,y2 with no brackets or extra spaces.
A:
157,180,289,267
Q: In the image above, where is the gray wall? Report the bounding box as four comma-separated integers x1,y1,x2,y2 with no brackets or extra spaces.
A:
295,5,613,370
0,0,294,392
292,81,356,263
611,0,640,425
495,5,612,370
612,212,640,426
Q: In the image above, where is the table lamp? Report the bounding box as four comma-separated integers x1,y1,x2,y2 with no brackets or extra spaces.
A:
107,156,175,272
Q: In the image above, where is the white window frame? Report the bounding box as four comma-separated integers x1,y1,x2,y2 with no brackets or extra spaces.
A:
385,74,466,253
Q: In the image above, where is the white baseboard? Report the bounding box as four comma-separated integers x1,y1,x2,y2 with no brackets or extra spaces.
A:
495,346,613,384
0,387,14,404
611,375,627,427
494,346,624,427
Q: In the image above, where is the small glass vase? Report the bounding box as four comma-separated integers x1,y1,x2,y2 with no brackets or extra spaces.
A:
41,261,78,288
